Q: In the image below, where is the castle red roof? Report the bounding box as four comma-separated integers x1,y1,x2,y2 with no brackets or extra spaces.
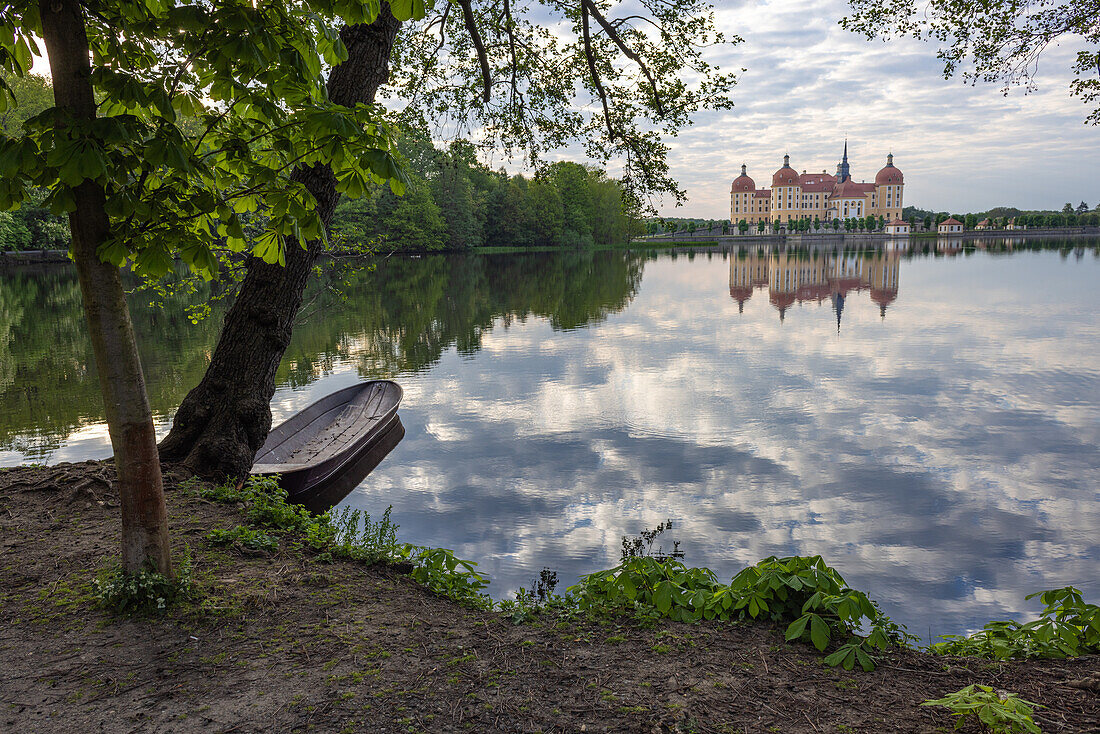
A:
732,174,756,193
832,179,868,198
875,165,903,185
800,173,837,186
940,217,963,226
772,166,800,187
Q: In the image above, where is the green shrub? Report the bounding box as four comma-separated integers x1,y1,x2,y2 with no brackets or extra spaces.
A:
207,525,279,552
199,476,490,608
569,557,722,623
396,545,491,608
94,551,193,615
567,554,912,670
930,586,1099,660
921,684,1041,733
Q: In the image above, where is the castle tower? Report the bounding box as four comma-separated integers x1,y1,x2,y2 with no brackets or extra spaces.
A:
874,153,904,222
837,140,851,182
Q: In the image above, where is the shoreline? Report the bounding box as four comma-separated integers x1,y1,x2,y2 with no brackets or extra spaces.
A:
3,228,1097,266
2,462,1097,733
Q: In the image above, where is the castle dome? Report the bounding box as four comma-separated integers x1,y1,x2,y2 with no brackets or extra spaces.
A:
875,153,903,185
732,163,755,192
772,154,800,187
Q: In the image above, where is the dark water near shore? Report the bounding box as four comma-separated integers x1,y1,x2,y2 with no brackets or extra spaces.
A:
2,237,1098,638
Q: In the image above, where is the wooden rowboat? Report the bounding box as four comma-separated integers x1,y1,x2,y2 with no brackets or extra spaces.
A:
251,380,403,496
296,416,405,513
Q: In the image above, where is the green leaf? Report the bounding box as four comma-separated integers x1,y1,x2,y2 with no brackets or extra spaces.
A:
809,614,830,651
387,0,426,21
96,238,129,267
785,614,809,641
652,581,673,615
134,244,174,278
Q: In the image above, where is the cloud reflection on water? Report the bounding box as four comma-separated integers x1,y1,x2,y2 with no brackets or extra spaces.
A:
342,245,1100,638
1,243,1097,638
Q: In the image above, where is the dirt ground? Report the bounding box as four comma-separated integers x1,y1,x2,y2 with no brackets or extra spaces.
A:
1,461,1097,734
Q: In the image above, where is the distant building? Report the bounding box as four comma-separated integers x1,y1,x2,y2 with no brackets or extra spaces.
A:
975,218,993,230
884,219,910,235
938,217,964,234
1006,218,1024,230
730,143,905,226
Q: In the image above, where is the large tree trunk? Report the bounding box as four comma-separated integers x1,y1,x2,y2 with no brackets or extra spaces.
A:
40,0,173,574
158,7,402,478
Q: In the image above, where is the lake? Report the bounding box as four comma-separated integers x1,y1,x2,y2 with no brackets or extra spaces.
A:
2,236,1098,639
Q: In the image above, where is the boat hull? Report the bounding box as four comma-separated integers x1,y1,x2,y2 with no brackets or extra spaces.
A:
251,380,403,497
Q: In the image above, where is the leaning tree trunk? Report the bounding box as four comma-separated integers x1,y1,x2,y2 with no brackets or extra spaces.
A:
40,0,173,574
158,7,402,478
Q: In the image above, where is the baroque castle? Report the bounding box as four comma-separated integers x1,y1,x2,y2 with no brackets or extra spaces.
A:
730,144,904,226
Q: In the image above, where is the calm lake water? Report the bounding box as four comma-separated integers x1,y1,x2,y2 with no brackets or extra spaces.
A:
2,237,1099,638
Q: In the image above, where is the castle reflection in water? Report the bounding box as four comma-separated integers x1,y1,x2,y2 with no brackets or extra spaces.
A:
727,236,1053,324
729,248,901,325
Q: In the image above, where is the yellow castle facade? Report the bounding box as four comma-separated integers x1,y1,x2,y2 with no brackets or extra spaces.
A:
730,144,905,226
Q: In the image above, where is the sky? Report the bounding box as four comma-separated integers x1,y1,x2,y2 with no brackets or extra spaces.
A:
642,0,1100,218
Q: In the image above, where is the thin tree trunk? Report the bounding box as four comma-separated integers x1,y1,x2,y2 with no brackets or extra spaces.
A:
159,7,402,478
40,0,172,575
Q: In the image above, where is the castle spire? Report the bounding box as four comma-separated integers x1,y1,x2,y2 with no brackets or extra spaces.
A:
741,163,747,176
838,139,851,182
783,153,790,168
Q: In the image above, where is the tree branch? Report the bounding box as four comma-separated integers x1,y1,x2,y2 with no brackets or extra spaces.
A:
455,0,491,102
582,0,664,115
581,0,615,141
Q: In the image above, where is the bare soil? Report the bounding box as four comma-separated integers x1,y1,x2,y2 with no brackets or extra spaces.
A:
0,461,1097,733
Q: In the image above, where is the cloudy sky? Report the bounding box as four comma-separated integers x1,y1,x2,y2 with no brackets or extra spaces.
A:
650,0,1100,218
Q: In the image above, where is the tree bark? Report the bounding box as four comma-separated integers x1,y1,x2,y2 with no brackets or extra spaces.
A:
158,6,402,478
40,0,173,574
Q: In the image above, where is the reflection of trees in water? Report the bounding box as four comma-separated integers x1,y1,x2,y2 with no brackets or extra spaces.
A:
279,251,646,382
0,266,228,460
0,251,645,460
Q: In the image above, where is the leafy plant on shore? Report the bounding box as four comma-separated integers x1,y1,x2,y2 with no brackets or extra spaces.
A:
567,554,912,670
731,556,915,671
197,476,490,608
921,684,1042,733
395,546,492,609
930,586,1100,660
570,557,723,624
499,568,563,624
206,526,279,553
94,548,193,615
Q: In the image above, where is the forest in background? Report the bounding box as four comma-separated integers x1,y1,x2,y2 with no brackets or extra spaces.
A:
902,204,1100,230
0,75,643,253
330,126,643,251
